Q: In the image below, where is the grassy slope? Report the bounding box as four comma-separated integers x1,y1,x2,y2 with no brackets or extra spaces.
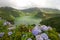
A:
40,16,60,33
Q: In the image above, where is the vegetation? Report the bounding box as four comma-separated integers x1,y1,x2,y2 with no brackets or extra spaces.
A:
0,7,60,40
0,7,21,24
40,16,60,33
0,21,59,40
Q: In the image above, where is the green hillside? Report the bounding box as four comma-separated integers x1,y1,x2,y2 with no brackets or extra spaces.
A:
21,7,60,19
0,7,21,24
40,8,60,14
40,16,60,33
0,7,60,24
0,7,20,17
0,7,60,40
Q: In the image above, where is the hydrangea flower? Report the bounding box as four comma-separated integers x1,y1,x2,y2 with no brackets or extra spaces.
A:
32,29,39,36
40,33,49,40
3,21,11,26
36,35,43,40
46,39,50,40
8,32,13,36
27,38,32,40
0,32,4,38
40,25,48,31
32,25,42,36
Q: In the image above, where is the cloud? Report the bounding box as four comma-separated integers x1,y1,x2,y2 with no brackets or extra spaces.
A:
0,0,10,7
0,0,60,9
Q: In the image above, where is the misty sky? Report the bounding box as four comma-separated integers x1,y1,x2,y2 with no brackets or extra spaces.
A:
0,0,60,9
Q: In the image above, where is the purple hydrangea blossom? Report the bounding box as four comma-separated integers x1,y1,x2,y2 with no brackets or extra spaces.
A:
32,29,39,36
8,32,13,36
46,39,50,40
36,34,50,40
36,35,43,40
27,38,32,40
0,32,4,38
40,25,48,31
40,33,49,40
32,25,42,36
3,21,11,26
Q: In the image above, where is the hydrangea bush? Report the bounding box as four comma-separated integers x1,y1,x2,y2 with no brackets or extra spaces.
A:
0,21,60,40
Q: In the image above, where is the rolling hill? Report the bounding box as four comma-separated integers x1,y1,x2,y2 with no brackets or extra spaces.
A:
0,7,21,24
0,7,60,21
21,7,60,19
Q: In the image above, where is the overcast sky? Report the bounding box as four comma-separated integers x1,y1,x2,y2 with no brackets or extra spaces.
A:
0,0,60,9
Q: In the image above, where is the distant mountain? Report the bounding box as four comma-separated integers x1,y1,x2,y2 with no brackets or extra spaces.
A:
21,7,60,18
21,7,40,13
16,7,59,18
21,7,60,14
0,7,60,19
40,8,60,14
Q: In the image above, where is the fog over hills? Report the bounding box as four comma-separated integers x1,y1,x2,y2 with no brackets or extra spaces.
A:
0,0,60,10
21,7,60,14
